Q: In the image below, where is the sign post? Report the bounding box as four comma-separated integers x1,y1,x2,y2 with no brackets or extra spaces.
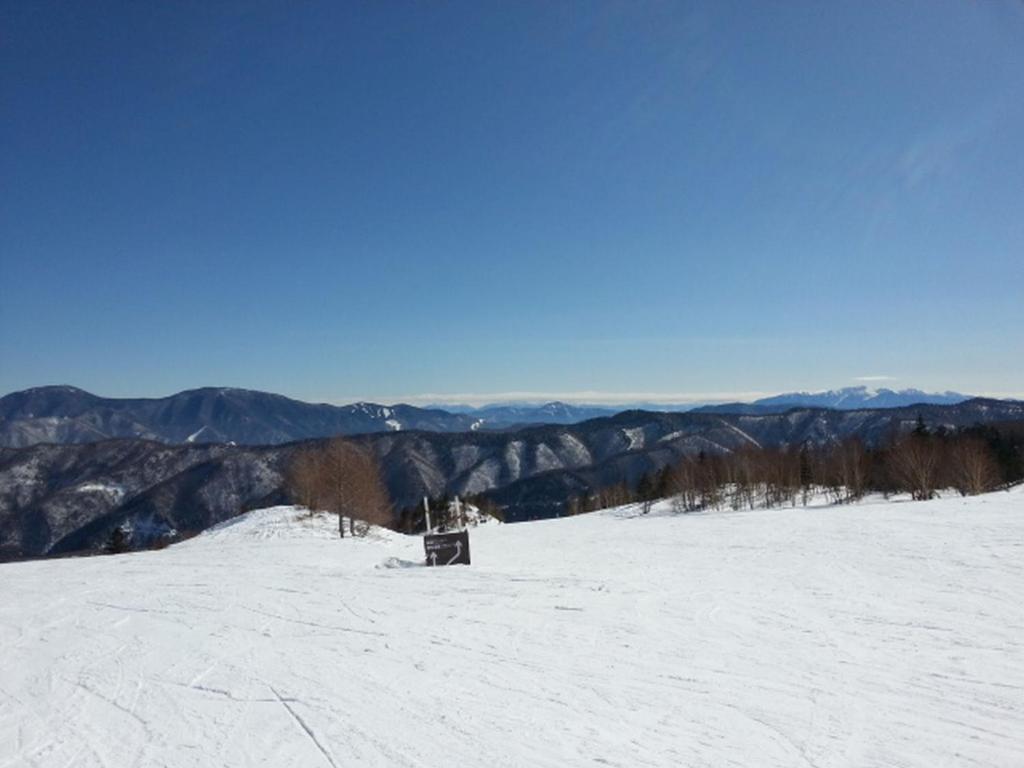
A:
424,530,470,566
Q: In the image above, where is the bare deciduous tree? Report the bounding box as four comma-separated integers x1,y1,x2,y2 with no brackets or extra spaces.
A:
948,438,1000,496
287,439,392,537
647,426,1009,516
825,438,868,502
288,447,326,514
598,482,631,509
889,435,942,501
669,458,699,513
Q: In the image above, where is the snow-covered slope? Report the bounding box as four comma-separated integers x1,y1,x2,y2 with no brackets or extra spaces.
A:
1,491,1022,767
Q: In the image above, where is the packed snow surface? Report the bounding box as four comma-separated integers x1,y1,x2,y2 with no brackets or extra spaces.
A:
2,491,1023,767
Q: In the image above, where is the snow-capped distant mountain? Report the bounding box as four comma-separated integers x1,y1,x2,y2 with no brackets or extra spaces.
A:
695,387,971,414
754,387,970,410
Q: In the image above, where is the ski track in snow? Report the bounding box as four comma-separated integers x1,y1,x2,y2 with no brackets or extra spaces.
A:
1,492,1023,766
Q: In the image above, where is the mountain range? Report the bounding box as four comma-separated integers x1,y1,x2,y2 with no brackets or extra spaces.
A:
693,386,970,414
0,385,975,448
440,401,622,424
0,386,478,447
2,395,1021,561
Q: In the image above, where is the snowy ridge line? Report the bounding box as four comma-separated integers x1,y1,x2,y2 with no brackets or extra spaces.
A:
5,397,1024,561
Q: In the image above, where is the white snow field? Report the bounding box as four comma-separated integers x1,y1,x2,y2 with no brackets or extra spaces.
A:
2,490,1023,768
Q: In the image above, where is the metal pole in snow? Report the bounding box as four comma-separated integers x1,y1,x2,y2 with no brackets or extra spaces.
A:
423,496,431,534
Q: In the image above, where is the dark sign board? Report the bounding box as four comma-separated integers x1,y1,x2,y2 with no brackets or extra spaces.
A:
424,531,470,566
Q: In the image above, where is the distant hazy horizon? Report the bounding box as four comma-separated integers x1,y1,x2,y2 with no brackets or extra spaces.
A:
5,381,1023,409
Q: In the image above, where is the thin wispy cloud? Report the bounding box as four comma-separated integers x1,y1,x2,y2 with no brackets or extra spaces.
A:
853,376,895,383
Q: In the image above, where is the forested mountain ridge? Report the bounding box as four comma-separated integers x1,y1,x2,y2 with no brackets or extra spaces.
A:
1,385,981,448
0,386,480,447
2,397,1021,561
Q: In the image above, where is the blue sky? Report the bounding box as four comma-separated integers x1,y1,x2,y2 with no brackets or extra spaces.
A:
2,1,1022,405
